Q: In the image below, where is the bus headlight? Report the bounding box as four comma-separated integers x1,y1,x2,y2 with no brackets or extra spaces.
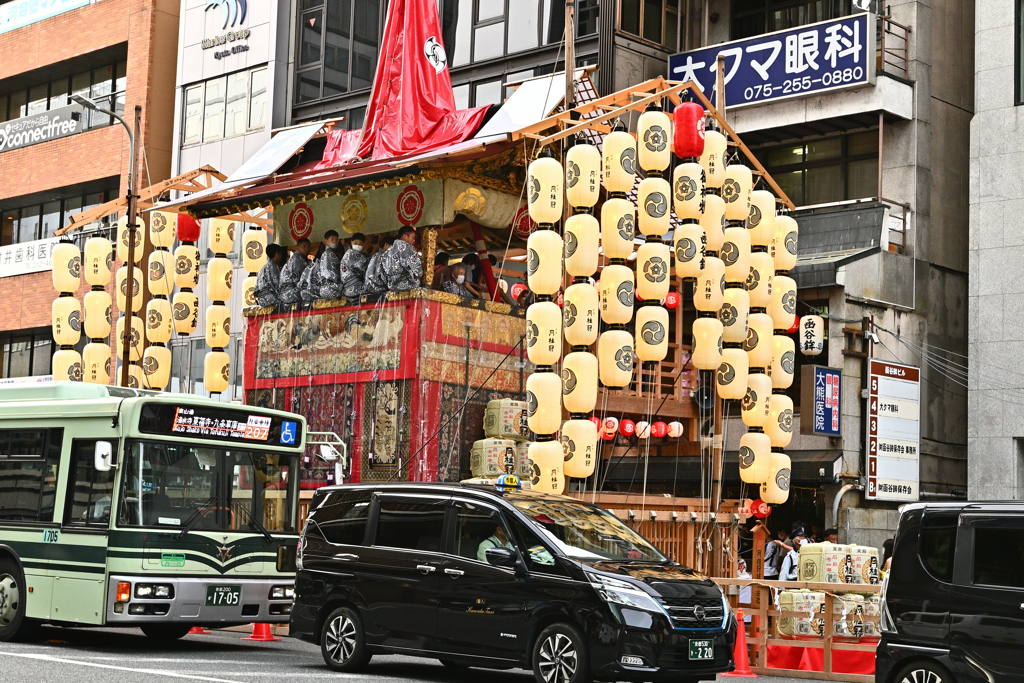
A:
135,584,174,599
269,585,294,600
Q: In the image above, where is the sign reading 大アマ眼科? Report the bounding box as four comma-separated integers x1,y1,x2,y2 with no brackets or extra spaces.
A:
866,359,920,501
668,13,875,109
0,0,90,34
0,105,84,154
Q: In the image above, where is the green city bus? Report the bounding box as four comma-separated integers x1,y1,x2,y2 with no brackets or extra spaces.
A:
0,383,308,641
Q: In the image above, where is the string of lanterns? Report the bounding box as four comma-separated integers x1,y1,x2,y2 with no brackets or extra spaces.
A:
115,215,145,388
143,211,176,389
205,218,236,395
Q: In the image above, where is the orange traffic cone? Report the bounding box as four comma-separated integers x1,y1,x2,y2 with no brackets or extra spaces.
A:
721,609,757,678
241,622,281,642
188,626,211,635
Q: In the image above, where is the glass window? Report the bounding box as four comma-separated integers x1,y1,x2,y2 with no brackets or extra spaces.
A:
642,0,662,42
453,501,509,561
49,78,69,110
0,94,8,123
806,137,841,162
446,0,473,67
9,90,27,120
919,513,957,583
64,441,117,526
324,0,351,98
91,66,114,127
542,0,563,43
30,337,52,376
18,207,39,243
203,77,226,142
183,85,203,145
349,105,366,129
477,0,503,20
621,0,640,34
474,79,503,106
973,524,1024,589
473,21,505,61
374,499,445,552
578,0,599,36
452,84,470,110
1,211,17,247
71,71,90,122
114,61,127,116
249,69,267,130
804,165,842,205
0,429,62,522
847,158,878,199
664,0,677,49
507,0,539,53
41,200,62,240
313,489,371,545
505,69,533,97
301,11,323,65
27,84,48,116
508,515,566,575
296,69,321,103
733,0,851,40
224,72,248,138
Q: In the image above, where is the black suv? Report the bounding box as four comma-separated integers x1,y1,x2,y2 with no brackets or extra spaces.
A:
289,481,736,683
876,501,1024,683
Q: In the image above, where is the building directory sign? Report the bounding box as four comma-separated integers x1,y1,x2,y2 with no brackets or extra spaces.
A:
801,365,842,436
866,359,920,501
0,0,90,33
668,13,875,109
0,105,85,154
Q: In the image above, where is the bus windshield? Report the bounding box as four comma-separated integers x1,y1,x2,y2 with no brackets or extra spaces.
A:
117,440,299,533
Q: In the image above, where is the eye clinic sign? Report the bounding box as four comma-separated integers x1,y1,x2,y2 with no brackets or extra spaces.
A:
0,104,84,154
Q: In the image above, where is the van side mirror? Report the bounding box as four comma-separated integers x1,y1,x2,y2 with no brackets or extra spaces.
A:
94,441,114,472
485,547,518,568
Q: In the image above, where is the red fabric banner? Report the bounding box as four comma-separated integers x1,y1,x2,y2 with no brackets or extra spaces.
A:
354,0,490,161
315,128,364,170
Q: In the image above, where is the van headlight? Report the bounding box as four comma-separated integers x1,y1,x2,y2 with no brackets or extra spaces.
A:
588,574,665,613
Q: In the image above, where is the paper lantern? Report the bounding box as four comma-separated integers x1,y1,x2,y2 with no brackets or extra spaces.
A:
673,102,706,159
600,264,634,325
637,177,671,237
115,315,143,362
770,275,797,331
674,223,704,281
693,256,725,312
242,228,268,274
204,349,231,394
82,342,111,385
741,372,772,429
526,372,562,435
174,244,200,289
722,164,753,222
748,190,776,248
52,297,82,347
602,121,637,194
717,347,749,400
799,315,824,356
565,138,601,209
598,328,634,388
124,362,144,389
766,394,794,448
600,197,635,260
602,416,620,440
52,241,81,293
651,421,667,438
83,237,113,287
746,252,774,310
562,351,598,413
770,335,796,390
148,210,177,249
700,128,728,189
637,241,671,302
146,298,173,345
720,287,750,345
526,301,562,366
619,419,636,437
722,227,751,284
635,306,668,362
148,250,174,298
761,452,792,505
116,215,145,264
664,291,680,309
744,312,774,370
563,283,599,347
562,418,598,478
527,150,563,225
205,303,231,349
673,161,705,221
638,104,672,174
738,431,772,484
772,214,799,272
636,421,651,439
84,289,112,340
176,213,202,242
564,213,599,277
173,291,199,335
667,421,685,438
527,229,563,295
208,256,233,303
52,349,82,382
691,317,724,370
701,193,726,253
528,440,564,494
116,266,142,313
142,344,172,390
242,275,258,307
208,218,236,255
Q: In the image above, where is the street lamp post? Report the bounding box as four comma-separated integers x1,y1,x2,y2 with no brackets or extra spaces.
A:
71,95,142,388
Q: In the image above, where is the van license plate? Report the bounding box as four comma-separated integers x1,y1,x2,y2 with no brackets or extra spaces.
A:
689,639,713,660
205,585,241,606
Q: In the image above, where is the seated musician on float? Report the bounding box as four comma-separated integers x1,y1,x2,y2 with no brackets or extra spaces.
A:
361,235,394,298
317,230,345,299
339,232,369,298
298,244,323,307
437,262,473,298
380,226,423,293
254,244,287,308
279,237,311,306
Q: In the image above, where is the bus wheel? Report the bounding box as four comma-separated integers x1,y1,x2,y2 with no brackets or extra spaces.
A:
141,624,192,641
0,558,30,642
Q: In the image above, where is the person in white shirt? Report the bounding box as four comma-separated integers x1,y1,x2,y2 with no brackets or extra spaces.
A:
779,528,808,581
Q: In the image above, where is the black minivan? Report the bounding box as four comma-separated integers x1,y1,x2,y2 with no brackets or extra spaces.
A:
289,480,736,683
876,501,1024,683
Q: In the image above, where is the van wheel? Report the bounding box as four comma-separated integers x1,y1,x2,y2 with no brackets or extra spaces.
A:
0,558,32,642
532,623,591,683
141,624,192,640
321,607,371,672
895,660,951,683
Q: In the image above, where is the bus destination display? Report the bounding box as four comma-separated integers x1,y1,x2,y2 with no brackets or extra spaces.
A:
139,403,301,447
172,408,271,441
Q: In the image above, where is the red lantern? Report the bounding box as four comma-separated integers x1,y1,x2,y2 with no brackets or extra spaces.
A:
750,499,772,519
787,314,799,334
652,421,667,438
176,214,202,242
602,417,619,441
589,416,601,429
556,290,564,307
673,102,706,159
663,291,680,309
620,419,636,437
510,282,527,300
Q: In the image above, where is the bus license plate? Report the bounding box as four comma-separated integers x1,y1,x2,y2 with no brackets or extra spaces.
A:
205,585,241,606
689,639,713,660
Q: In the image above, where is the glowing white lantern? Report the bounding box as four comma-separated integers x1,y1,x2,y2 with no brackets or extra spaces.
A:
562,419,598,478
564,213,600,278
637,177,672,237
744,312,774,370
145,298,173,345
52,348,82,382
701,193,726,254
635,306,668,362
528,440,565,494
116,266,142,314
760,452,792,505
766,393,794,449
637,104,672,173
83,237,112,287
770,274,797,331
691,317,724,370
565,138,602,209
693,256,725,312
674,223,704,281
82,342,111,385
739,431,772,484
527,372,562,435
562,351,598,414
600,264,634,326
700,128,728,189
717,347,749,400
527,301,562,367
746,252,774,310
174,244,200,289
527,229,563,296
748,190,776,248
83,289,112,340
148,210,177,249
720,287,750,345
173,291,199,335
147,250,174,298
673,161,705,221
208,218,236,256
601,197,636,260
204,350,231,394
564,283,599,347
799,315,824,356
722,164,753,222
602,121,637,194
52,241,81,293
598,328,634,388
242,227,269,274
770,335,796,390
722,226,751,284
636,241,671,302
116,215,145,265
115,315,144,362
528,150,564,225
52,297,82,347
205,303,231,349
772,214,799,272
142,344,172,390
207,256,233,303
741,372,772,429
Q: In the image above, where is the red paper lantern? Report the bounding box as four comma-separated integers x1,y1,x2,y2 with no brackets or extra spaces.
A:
510,282,527,300
602,417,619,441
652,421,667,438
589,416,601,429
787,314,799,334
663,291,680,309
556,290,564,307
619,419,636,437
673,102,706,159
176,214,202,242
750,499,772,519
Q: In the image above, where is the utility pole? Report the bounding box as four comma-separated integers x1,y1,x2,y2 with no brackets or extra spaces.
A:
565,0,575,110
122,105,143,387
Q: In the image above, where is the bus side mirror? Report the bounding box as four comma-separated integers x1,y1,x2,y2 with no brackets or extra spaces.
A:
94,441,114,472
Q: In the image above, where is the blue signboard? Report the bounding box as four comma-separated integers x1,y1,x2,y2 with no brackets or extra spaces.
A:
810,366,842,437
0,0,91,34
668,13,875,109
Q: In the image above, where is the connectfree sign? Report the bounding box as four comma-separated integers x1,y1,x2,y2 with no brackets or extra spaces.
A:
668,13,875,108
866,359,920,501
0,105,83,154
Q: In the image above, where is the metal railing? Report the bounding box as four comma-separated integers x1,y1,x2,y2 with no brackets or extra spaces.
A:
878,12,911,78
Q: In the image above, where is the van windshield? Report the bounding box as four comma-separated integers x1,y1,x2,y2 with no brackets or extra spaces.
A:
508,496,668,563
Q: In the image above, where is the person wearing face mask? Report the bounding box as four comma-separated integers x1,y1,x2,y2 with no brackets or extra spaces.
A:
317,230,344,299
362,235,394,299
339,232,369,298
440,262,473,298
459,252,485,298
381,225,423,292
279,238,311,306
779,528,807,582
